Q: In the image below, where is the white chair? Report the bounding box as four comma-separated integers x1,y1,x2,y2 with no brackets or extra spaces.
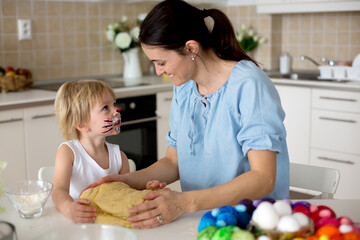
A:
38,166,55,182
38,159,136,182
290,162,340,199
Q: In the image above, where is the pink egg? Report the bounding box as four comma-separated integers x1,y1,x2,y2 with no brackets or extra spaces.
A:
338,217,353,225
315,217,340,229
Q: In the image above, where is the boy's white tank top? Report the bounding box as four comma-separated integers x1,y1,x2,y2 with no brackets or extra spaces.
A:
61,139,122,199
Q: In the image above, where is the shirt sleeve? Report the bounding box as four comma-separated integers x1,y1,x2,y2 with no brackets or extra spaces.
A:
236,72,286,156
166,86,179,148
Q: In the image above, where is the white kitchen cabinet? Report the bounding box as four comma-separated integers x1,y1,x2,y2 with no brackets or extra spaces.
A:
23,105,63,180
275,85,311,164
156,91,173,159
0,109,27,184
310,88,360,199
311,149,360,199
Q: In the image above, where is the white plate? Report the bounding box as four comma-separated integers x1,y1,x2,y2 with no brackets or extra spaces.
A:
353,53,360,67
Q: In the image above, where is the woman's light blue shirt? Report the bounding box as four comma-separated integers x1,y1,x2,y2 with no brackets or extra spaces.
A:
166,60,289,199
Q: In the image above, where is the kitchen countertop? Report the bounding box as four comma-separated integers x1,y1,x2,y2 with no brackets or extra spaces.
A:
0,75,173,111
1,74,360,111
1,195,359,240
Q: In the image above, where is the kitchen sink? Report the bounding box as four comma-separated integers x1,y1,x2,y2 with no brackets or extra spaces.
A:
266,71,321,81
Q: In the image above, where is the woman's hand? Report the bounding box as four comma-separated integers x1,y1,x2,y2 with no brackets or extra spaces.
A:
146,180,168,190
67,198,97,223
127,190,189,229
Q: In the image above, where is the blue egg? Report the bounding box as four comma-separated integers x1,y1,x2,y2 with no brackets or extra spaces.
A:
236,211,252,229
212,208,220,217
198,211,216,232
238,199,255,214
219,206,237,215
235,204,247,213
216,212,237,228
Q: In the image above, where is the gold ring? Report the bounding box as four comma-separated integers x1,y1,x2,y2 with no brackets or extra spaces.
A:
156,215,163,224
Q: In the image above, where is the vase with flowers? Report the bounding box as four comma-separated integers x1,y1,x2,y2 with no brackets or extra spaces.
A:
236,24,266,53
106,13,147,84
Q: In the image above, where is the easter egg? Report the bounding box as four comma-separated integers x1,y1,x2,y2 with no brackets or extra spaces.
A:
211,226,240,240
252,201,279,230
292,201,311,210
316,225,341,238
230,229,255,240
293,212,310,228
199,211,217,232
197,226,219,240
342,232,360,240
216,212,237,228
274,200,292,217
238,199,255,214
277,215,301,232
339,224,353,234
236,211,252,229
315,217,340,229
293,205,311,217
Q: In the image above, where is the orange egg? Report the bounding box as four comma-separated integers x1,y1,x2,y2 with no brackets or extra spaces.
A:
307,235,319,240
316,226,341,238
343,232,360,240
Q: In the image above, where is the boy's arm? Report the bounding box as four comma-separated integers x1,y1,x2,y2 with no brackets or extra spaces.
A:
52,144,96,223
119,150,130,174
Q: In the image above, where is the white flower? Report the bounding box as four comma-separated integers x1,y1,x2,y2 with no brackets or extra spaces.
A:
0,161,7,171
241,23,247,32
253,35,259,42
120,16,128,24
248,29,254,37
115,32,132,49
106,29,116,42
137,13,147,22
259,37,267,44
107,23,118,31
130,26,140,42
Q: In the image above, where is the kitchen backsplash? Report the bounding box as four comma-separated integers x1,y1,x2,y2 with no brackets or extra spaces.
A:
0,0,359,82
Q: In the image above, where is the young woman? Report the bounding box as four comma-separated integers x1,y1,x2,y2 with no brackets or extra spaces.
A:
87,0,289,229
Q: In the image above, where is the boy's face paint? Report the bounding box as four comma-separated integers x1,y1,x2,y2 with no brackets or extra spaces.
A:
102,115,121,133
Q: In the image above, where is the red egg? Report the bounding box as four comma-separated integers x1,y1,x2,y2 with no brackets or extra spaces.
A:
342,232,360,240
315,217,340,229
293,205,311,217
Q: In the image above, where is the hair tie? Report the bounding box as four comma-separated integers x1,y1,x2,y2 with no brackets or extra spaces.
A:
201,9,214,33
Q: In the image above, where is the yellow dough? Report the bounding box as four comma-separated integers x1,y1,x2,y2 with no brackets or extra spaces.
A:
80,182,152,228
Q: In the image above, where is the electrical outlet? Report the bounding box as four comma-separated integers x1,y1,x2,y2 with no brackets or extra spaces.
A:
17,19,32,41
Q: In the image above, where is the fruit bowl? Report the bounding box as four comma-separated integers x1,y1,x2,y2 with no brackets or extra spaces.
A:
4,180,53,219
33,224,138,240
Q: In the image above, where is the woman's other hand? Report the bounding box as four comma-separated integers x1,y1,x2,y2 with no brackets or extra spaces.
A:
127,190,190,228
67,198,97,223
146,180,168,190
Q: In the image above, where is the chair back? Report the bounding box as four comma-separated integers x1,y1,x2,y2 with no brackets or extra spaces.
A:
290,162,340,199
38,159,136,183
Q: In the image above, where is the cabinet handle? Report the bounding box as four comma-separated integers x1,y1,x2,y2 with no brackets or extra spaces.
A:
319,96,357,102
319,116,356,123
318,156,355,165
164,97,172,102
0,118,23,124
32,114,55,119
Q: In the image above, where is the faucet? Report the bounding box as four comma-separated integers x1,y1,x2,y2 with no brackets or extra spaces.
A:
300,55,320,67
321,57,336,66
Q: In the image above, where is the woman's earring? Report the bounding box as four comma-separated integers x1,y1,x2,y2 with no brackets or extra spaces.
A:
192,57,195,61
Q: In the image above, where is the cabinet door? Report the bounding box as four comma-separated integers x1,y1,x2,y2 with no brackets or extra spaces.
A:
311,109,360,155
275,85,311,164
311,149,360,199
24,105,63,180
156,91,173,159
0,109,27,183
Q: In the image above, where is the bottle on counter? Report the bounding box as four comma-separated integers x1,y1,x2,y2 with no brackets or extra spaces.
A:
280,53,291,74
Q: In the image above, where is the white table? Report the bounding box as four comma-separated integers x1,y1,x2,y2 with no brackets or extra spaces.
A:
1,196,360,240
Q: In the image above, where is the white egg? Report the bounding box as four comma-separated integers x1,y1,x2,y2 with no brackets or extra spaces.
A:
258,235,271,240
252,202,279,230
292,212,310,228
277,215,301,232
273,200,292,217
339,224,353,234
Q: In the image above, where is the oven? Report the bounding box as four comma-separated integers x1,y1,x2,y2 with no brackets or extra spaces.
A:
106,94,158,170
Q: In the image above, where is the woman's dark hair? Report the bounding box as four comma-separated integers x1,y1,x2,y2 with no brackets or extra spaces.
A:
139,0,257,65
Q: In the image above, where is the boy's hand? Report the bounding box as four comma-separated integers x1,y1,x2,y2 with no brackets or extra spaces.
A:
67,199,97,223
146,180,168,190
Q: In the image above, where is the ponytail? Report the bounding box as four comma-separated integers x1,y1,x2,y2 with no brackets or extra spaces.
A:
139,0,257,65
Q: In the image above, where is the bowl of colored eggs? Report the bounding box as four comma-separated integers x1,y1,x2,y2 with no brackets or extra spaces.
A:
197,198,360,240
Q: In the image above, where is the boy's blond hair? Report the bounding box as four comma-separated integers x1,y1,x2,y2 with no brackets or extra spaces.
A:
54,79,116,140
